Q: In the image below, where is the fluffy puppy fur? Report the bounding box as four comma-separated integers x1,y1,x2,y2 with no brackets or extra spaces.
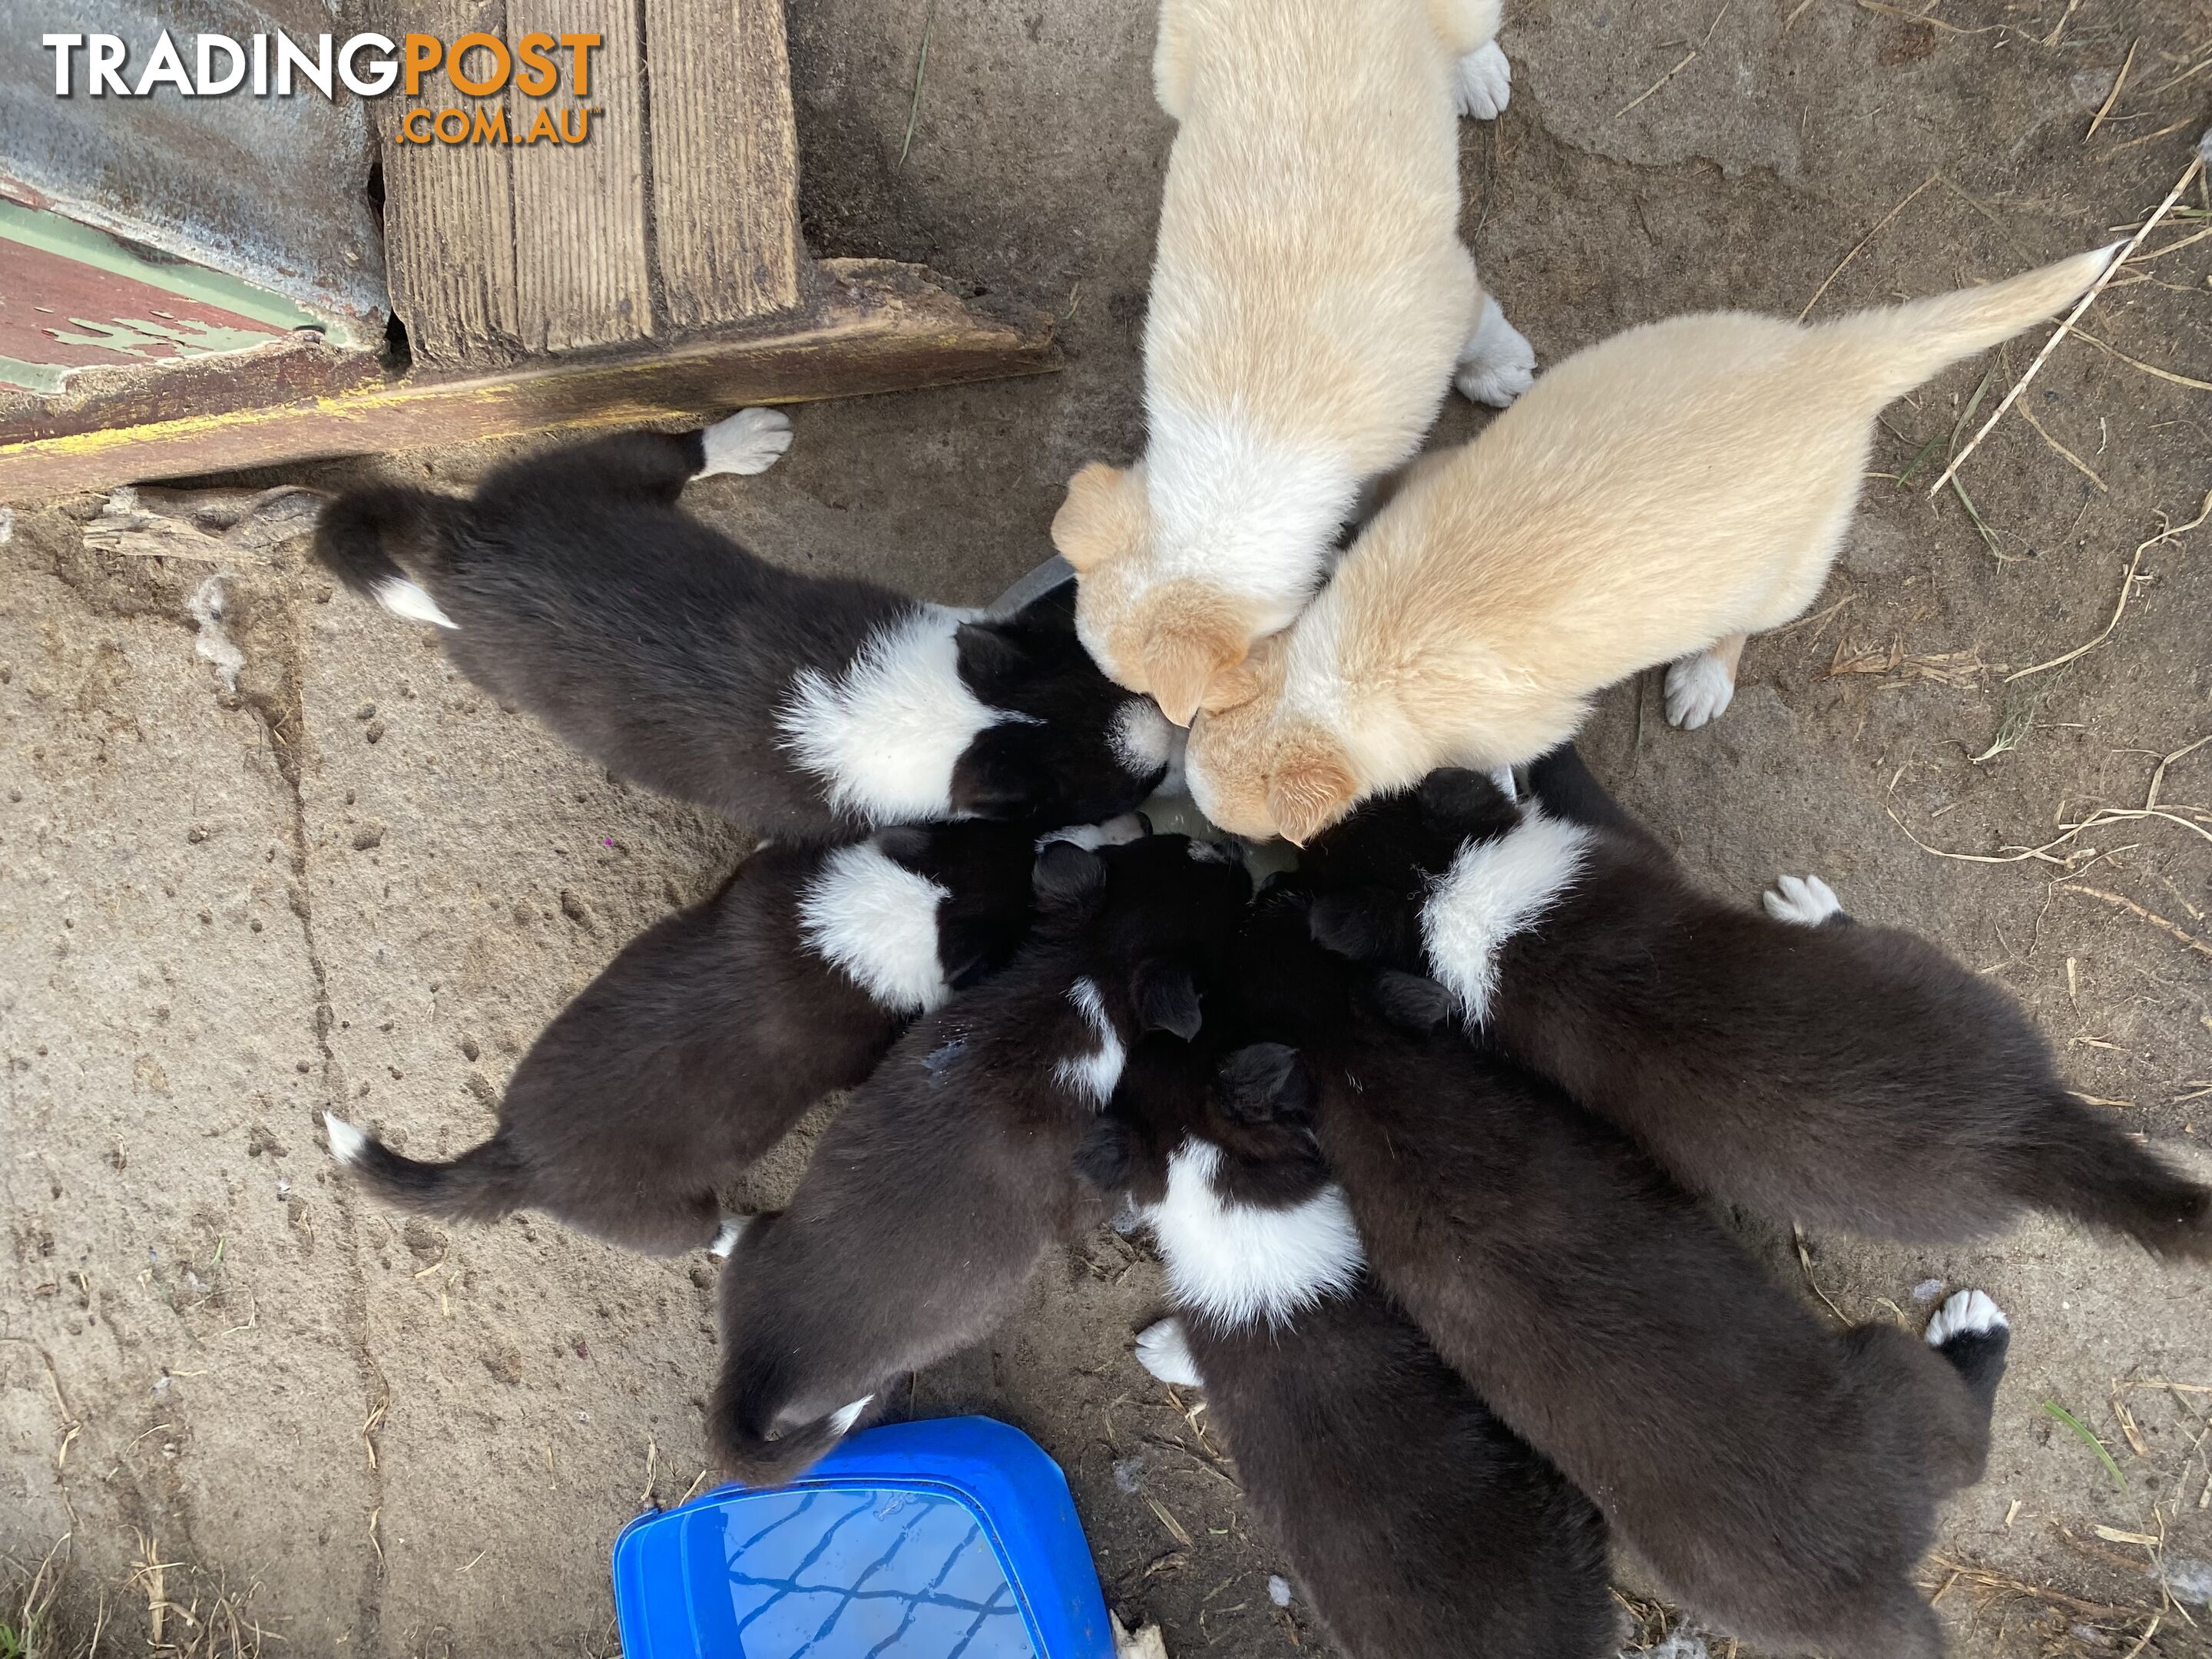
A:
709,834,1253,1483
314,416,1175,839
1227,887,2009,1659
1051,0,1535,725
1183,246,2121,841
322,817,1104,1254
1297,757,2212,1256
1078,1036,1617,1659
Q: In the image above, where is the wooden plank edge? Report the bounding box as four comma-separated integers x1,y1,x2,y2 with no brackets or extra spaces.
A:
0,262,1059,502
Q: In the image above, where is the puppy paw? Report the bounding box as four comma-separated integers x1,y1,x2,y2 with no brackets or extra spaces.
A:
1762,874,1841,928
707,1215,751,1258
700,407,793,476
1455,298,1535,407
1663,651,1736,729
1453,40,1512,119
1135,1318,1205,1389
1926,1288,2008,1347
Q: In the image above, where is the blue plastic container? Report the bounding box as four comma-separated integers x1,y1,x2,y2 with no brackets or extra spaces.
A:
612,1417,1118,1659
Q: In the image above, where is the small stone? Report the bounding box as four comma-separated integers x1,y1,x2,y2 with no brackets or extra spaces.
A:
355,701,376,720
353,824,385,851
364,718,386,744
460,1035,480,1061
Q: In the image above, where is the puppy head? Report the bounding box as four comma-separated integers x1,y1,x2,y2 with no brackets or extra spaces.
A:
874,820,1045,992
1296,767,1522,969
951,604,1177,823
1190,715,1361,846
1181,641,1295,839
1030,833,1253,1044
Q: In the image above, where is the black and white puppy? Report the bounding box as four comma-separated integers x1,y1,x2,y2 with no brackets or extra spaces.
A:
708,833,1253,1484
313,416,1178,838
1077,1036,1617,1659
1298,749,2212,1255
1230,887,2010,1659
322,817,1127,1254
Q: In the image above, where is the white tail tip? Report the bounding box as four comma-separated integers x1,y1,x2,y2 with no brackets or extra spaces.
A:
374,577,456,630
324,1112,370,1164
826,1395,874,1436
708,1216,750,1258
1926,1288,2008,1347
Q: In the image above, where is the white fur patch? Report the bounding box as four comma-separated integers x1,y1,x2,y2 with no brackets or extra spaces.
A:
1112,698,1177,779
1143,402,1360,631
1763,874,1842,927
1134,1318,1204,1389
827,1395,874,1436
1038,814,1150,852
324,1113,371,1164
796,841,952,1015
1664,651,1737,729
1926,1289,2008,1348
1455,295,1536,408
709,1216,750,1258
1488,765,1518,803
1054,977,1127,1106
1422,813,1593,1026
1147,1141,1363,1332
373,575,457,630
1453,41,1512,119
1187,839,1242,864
700,407,793,476
779,606,998,824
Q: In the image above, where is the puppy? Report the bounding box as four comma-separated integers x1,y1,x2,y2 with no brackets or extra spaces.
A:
321,818,1131,1254
315,417,1176,838
1297,756,2212,1256
1183,246,2121,840
1051,0,1535,724
709,833,1253,1483
1228,887,2009,1659
1079,1036,1616,1659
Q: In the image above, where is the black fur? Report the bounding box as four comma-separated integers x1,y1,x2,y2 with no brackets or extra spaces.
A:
708,835,1252,1484
1228,887,2002,1659
313,428,1168,838
327,821,1041,1253
1083,1036,1618,1659
1299,751,2212,1255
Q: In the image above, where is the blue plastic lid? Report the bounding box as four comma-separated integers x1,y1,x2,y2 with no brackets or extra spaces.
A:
612,1417,1117,1659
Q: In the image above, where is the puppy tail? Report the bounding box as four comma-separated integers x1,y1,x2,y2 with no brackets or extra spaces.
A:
707,1369,869,1488
2015,1090,2212,1260
1827,244,2121,398
313,485,465,629
323,1113,529,1224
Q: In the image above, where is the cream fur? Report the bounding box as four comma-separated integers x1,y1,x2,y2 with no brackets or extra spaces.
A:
1184,247,2119,839
1065,0,1512,710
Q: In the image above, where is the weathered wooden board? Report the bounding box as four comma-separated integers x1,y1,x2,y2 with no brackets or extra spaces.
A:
506,0,654,353
644,0,805,326
0,264,1059,500
379,0,525,366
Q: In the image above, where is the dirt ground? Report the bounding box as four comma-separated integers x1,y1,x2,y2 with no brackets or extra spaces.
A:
5,0,2211,1654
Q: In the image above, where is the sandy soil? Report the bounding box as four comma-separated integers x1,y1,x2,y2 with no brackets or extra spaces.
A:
5,0,2210,1654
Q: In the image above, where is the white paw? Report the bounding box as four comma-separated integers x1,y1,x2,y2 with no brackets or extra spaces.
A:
1663,651,1736,730
1134,1318,1205,1389
1453,41,1512,119
1926,1288,2008,1347
1762,874,1840,928
1455,297,1536,408
708,1216,750,1258
700,407,793,477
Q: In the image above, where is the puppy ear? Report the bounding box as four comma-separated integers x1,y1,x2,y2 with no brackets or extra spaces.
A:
1419,767,1515,829
1306,891,1393,962
1132,959,1204,1040
954,622,1034,706
1032,839,1108,911
1197,657,1265,716
1269,744,1360,848
1051,462,1141,574
1071,1114,1138,1190
1143,621,1243,728
952,735,1047,820
1217,1043,1314,1123
1367,969,1455,1031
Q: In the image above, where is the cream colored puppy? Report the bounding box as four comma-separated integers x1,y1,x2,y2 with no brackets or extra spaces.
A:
1052,0,1532,727
1185,247,2119,843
